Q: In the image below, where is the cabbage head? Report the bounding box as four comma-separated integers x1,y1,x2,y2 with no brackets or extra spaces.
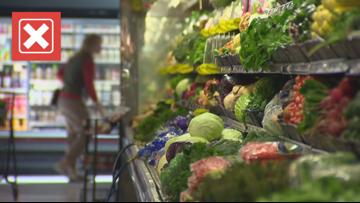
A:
235,94,251,122
175,78,191,97
165,133,209,153
221,129,243,142
189,113,224,141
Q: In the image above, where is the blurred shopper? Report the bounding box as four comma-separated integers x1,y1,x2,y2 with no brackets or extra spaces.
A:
55,34,106,181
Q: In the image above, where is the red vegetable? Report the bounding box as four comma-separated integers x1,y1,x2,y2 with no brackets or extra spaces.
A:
330,88,343,102
338,78,353,96
241,142,281,162
283,76,312,125
183,83,198,100
315,78,355,137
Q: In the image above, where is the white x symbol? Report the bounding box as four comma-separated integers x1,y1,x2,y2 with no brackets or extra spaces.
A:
23,23,49,49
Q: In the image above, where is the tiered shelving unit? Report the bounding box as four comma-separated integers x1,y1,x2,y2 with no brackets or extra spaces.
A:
0,18,121,130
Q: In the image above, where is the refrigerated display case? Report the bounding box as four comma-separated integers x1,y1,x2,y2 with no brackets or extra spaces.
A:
0,18,121,130
117,0,360,202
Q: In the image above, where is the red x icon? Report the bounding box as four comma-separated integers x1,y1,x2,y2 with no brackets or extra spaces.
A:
12,12,61,61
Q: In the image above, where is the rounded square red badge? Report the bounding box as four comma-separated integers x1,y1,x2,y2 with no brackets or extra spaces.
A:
12,12,61,61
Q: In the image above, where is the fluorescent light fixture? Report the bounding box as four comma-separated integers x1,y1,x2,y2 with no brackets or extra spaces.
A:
95,175,113,183
1,175,69,184
0,175,112,185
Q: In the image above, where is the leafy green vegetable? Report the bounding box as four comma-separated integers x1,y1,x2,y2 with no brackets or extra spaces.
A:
160,153,191,202
165,133,209,153
235,94,251,122
243,131,278,144
298,80,329,133
173,32,207,66
264,152,360,202
240,11,292,71
288,0,321,43
247,77,287,112
344,92,360,120
342,92,360,140
310,8,360,54
135,102,187,142
212,139,243,156
289,152,358,184
192,161,291,202
175,78,191,97
221,129,243,142
160,143,216,202
262,177,360,202
170,75,188,89
189,113,224,141
184,143,216,163
262,94,284,136
324,9,360,45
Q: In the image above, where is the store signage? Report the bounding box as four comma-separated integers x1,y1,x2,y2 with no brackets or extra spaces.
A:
12,12,61,61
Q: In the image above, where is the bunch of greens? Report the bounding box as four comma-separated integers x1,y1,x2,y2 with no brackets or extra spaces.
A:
173,32,207,66
160,139,243,202
135,102,187,142
239,10,292,71
324,9,360,45
247,77,287,112
160,153,191,202
169,75,188,90
342,92,360,141
290,153,358,182
264,153,360,202
288,0,320,43
298,79,329,133
192,161,291,202
211,139,243,156
183,11,207,34
262,176,360,202
243,131,279,144
311,8,360,54
160,143,216,202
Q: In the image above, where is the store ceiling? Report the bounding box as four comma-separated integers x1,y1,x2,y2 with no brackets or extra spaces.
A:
0,0,120,18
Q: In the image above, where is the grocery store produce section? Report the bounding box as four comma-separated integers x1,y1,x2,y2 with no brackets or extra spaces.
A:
121,0,360,202
0,18,120,131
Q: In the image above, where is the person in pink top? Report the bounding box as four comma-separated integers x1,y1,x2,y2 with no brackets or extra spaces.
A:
55,34,106,181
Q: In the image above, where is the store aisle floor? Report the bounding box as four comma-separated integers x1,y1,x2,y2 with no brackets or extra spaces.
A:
0,183,83,202
0,183,112,202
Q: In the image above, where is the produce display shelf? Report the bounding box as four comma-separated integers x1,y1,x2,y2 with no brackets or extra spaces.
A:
123,128,163,202
279,136,328,154
222,116,329,154
347,59,360,76
222,116,266,134
219,58,360,75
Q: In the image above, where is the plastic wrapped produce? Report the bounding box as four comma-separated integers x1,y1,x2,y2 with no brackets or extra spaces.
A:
262,94,283,136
